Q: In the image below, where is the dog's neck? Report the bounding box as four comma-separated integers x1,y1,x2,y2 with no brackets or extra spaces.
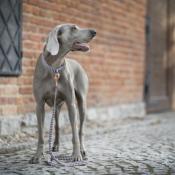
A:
43,46,69,68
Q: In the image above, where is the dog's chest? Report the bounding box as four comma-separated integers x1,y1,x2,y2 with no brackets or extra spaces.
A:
44,81,64,107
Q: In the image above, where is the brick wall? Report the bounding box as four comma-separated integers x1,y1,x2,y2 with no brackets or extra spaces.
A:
0,0,147,117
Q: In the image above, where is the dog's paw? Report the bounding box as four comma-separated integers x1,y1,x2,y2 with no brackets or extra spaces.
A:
81,150,87,160
72,153,82,161
52,144,59,152
29,155,41,164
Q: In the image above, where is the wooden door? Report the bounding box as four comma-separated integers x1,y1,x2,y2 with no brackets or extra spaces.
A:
145,0,171,112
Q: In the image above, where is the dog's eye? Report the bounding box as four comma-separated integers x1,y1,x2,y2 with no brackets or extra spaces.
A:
58,29,63,36
71,25,77,31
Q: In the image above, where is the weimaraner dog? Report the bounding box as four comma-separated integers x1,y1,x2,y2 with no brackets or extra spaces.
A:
29,24,96,163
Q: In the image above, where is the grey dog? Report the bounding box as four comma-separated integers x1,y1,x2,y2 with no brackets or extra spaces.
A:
29,24,96,163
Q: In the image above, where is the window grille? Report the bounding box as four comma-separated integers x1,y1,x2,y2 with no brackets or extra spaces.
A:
0,0,22,76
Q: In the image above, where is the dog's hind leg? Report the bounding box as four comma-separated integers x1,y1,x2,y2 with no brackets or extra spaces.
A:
77,93,87,158
52,103,63,152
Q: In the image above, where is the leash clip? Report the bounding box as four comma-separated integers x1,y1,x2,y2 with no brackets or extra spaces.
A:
54,73,60,87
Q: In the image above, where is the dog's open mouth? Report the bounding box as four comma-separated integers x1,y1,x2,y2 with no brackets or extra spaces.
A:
71,42,89,52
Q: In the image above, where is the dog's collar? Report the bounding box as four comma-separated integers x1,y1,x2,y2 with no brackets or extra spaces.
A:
41,54,65,74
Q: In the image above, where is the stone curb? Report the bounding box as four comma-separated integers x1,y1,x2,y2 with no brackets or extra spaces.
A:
0,141,37,154
0,102,145,136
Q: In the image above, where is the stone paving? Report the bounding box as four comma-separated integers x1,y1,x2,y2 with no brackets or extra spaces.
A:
0,112,175,175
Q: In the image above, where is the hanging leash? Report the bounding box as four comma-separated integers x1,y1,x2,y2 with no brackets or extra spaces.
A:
42,54,87,167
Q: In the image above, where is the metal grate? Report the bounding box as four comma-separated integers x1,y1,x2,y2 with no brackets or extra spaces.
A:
0,0,22,76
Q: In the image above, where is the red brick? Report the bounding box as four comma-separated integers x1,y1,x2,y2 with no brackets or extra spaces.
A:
19,87,33,95
2,105,18,116
4,86,18,94
18,77,33,85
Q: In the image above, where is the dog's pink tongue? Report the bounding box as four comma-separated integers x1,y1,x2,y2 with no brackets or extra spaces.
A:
72,43,89,52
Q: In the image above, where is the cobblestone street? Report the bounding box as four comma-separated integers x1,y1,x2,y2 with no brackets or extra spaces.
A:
0,112,175,175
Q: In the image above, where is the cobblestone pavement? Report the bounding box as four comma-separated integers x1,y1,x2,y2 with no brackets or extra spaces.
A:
0,112,175,175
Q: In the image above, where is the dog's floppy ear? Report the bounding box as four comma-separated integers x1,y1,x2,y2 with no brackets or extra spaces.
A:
46,26,60,55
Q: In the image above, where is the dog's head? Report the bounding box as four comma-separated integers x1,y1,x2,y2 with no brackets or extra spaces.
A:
46,24,96,56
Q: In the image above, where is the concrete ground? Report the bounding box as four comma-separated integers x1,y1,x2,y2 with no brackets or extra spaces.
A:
0,112,175,175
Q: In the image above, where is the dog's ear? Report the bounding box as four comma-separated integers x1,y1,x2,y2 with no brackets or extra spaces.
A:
46,26,60,55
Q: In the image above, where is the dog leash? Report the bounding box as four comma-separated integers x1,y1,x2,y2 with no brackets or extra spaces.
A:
42,56,87,167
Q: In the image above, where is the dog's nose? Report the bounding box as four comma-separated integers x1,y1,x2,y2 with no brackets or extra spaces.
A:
90,29,96,37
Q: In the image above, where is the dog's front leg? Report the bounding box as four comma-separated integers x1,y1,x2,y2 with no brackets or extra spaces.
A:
29,102,45,163
67,102,82,161
52,103,63,152
66,88,82,161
